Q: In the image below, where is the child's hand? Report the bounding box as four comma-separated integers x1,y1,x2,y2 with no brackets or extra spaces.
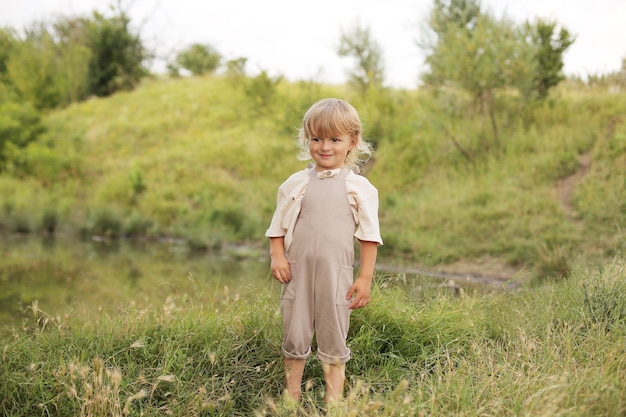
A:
346,277,371,309
270,254,291,283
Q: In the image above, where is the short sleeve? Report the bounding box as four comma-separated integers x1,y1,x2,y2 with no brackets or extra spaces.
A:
265,170,310,247
346,172,383,245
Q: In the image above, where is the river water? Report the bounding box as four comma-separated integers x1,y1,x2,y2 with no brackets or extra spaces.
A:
0,234,510,333
0,235,275,331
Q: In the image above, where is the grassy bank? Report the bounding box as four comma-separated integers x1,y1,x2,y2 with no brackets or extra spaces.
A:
0,75,624,280
1,256,624,416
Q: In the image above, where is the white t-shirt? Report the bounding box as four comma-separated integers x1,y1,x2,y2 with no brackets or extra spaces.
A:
265,167,383,252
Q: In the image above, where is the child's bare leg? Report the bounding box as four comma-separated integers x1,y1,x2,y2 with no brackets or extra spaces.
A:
322,362,345,403
284,358,305,401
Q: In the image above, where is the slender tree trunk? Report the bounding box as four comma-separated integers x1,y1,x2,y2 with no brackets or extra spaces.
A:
444,128,474,162
488,102,499,146
481,90,499,148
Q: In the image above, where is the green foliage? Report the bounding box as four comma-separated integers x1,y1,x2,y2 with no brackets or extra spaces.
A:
128,163,147,204
174,43,221,76
424,0,574,102
421,0,575,153
0,98,44,171
460,17,534,95
3,21,92,109
430,0,481,34
225,57,247,79
53,9,148,97
422,3,536,144
41,207,58,234
30,19,94,104
5,29,64,109
582,260,626,333
1,7,146,110
86,11,147,95
337,22,385,94
17,142,82,185
243,70,283,113
54,41,92,103
0,27,18,81
349,86,401,151
0,176,64,234
526,19,575,99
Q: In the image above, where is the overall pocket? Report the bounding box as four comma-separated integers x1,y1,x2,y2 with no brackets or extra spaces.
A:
335,265,354,306
280,261,298,300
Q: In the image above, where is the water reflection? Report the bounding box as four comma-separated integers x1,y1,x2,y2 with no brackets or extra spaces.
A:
0,235,510,333
0,235,275,330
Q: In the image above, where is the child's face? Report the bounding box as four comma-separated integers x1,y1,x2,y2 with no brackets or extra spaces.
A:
309,133,356,171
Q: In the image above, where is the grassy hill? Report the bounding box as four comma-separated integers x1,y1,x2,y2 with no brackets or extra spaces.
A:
1,75,624,280
1,75,625,416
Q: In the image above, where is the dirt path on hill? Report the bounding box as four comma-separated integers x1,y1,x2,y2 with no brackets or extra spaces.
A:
379,151,595,291
377,258,528,290
556,152,592,224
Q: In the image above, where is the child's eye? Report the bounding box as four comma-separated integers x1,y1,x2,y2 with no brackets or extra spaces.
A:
311,138,321,142
332,138,341,143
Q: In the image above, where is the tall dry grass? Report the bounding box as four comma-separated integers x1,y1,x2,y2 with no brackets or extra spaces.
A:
1,256,624,416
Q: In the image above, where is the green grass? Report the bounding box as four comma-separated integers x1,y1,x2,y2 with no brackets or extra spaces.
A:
1,256,624,416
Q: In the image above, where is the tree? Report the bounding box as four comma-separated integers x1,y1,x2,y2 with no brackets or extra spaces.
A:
224,57,247,86
0,28,17,82
337,22,385,94
54,9,148,97
422,0,574,101
527,19,575,98
55,41,92,103
420,0,575,154
423,0,536,94
6,29,64,109
87,11,147,95
0,6,148,108
422,5,536,143
174,43,221,76
429,0,481,35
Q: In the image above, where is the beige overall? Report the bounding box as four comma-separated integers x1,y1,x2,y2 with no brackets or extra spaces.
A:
280,167,355,364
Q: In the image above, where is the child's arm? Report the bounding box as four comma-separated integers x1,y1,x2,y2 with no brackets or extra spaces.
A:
269,236,291,283
347,240,378,309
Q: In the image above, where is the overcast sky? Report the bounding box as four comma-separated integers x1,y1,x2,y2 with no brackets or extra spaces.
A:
1,0,624,88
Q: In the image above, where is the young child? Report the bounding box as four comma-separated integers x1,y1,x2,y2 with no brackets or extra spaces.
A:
265,98,383,403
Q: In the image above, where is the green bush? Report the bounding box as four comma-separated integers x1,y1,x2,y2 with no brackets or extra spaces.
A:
0,28,18,81
0,99,44,171
87,206,124,238
54,10,148,96
19,142,81,184
5,32,62,109
3,8,148,109
582,259,626,332
174,43,221,76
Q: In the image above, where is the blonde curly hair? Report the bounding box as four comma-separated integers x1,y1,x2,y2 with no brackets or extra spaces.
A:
296,98,372,169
